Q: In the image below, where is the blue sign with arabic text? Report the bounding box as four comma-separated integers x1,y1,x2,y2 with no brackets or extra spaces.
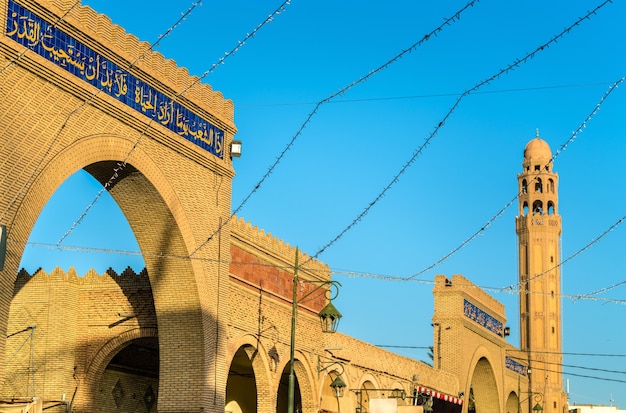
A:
464,299,504,337
6,0,224,159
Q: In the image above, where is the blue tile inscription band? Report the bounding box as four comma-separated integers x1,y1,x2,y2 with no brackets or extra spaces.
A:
505,356,527,376
463,299,504,337
6,0,224,159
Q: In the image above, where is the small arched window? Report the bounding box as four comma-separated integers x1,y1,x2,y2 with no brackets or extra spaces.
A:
535,178,543,193
523,202,529,216
548,178,555,193
533,200,543,215
521,179,528,193
548,201,555,215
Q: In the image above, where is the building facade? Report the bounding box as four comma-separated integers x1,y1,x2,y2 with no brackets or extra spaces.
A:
0,0,565,412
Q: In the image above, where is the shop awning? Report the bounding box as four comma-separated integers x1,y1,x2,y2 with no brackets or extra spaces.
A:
416,386,463,405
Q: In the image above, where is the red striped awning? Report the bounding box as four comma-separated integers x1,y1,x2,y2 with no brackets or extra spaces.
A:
416,386,463,405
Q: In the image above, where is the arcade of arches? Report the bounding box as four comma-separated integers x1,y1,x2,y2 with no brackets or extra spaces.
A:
0,0,565,412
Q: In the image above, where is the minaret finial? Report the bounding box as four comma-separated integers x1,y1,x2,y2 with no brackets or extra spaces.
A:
536,128,540,138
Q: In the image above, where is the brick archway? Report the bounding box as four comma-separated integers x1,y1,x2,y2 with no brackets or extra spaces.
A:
0,0,237,410
3,133,230,411
468,357,500,413
82,327,159,411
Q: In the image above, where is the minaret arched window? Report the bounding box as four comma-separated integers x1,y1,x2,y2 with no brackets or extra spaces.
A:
533,200,543,215
522,179,528,193
548,178,555,193
523,202,529,216
548,201,555,215
535,178,543,193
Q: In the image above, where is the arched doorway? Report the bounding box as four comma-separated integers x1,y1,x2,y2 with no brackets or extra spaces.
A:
226,347,258,413
468,357,500,412
96,337,159,412
506,391,519,413
277,362,302,413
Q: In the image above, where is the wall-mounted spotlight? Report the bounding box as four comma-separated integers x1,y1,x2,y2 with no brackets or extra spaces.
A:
230,140,242,158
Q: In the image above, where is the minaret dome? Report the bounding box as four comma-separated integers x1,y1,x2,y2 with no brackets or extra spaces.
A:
523,136,553,173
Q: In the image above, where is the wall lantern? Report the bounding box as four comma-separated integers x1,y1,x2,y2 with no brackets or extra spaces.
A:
318,302,342,333
330,376,347,398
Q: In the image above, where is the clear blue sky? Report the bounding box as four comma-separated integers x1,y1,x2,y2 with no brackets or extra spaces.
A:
19,0,626,406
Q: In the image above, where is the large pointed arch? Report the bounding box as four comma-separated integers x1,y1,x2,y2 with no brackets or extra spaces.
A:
3,134,230,411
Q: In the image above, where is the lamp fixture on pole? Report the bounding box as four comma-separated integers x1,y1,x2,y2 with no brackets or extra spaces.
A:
330,376,347,398
287,247,342,413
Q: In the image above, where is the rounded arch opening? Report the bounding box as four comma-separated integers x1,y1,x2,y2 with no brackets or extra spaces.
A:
96,337,160,411
227,347,258,413
534,178,543,193
468,357,499,413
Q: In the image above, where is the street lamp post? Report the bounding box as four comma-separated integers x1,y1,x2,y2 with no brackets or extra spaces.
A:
287,248,342,413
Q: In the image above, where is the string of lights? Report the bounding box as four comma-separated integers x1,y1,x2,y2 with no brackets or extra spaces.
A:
0,0,82,223
307,0,615,264
408,76,625,281
0,0,80,74
56,0,291,246
188,0,481,258
5,1,621,308
55,1,203,246
519,214,625,288
0,1,202,228
14,238,626,305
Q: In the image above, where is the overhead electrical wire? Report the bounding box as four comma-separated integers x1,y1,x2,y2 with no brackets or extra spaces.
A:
0,0,81,74
0,1,202,228
507,355,626,376
55,1,203,246
8,1,622,309
14,238,626,305
0,0,82,222
188,0,482,258
54,0,292,246
507,349,626,357
517,365,626,385
237,81,617,108
408,75,625,281
307,0,615,264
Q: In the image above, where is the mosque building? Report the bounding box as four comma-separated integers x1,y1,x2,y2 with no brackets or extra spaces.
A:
0,0,571,412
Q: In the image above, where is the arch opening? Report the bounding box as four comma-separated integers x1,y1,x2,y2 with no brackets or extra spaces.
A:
227,347,258,413
96,337,160,412
468,357,499,413
277,363,302,413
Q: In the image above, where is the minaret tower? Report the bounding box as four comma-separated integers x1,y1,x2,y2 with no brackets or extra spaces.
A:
516,133,567,412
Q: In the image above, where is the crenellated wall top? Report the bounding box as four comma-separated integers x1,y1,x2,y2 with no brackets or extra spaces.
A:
231,216,330,277
15,266,151,288
14,0,235,132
